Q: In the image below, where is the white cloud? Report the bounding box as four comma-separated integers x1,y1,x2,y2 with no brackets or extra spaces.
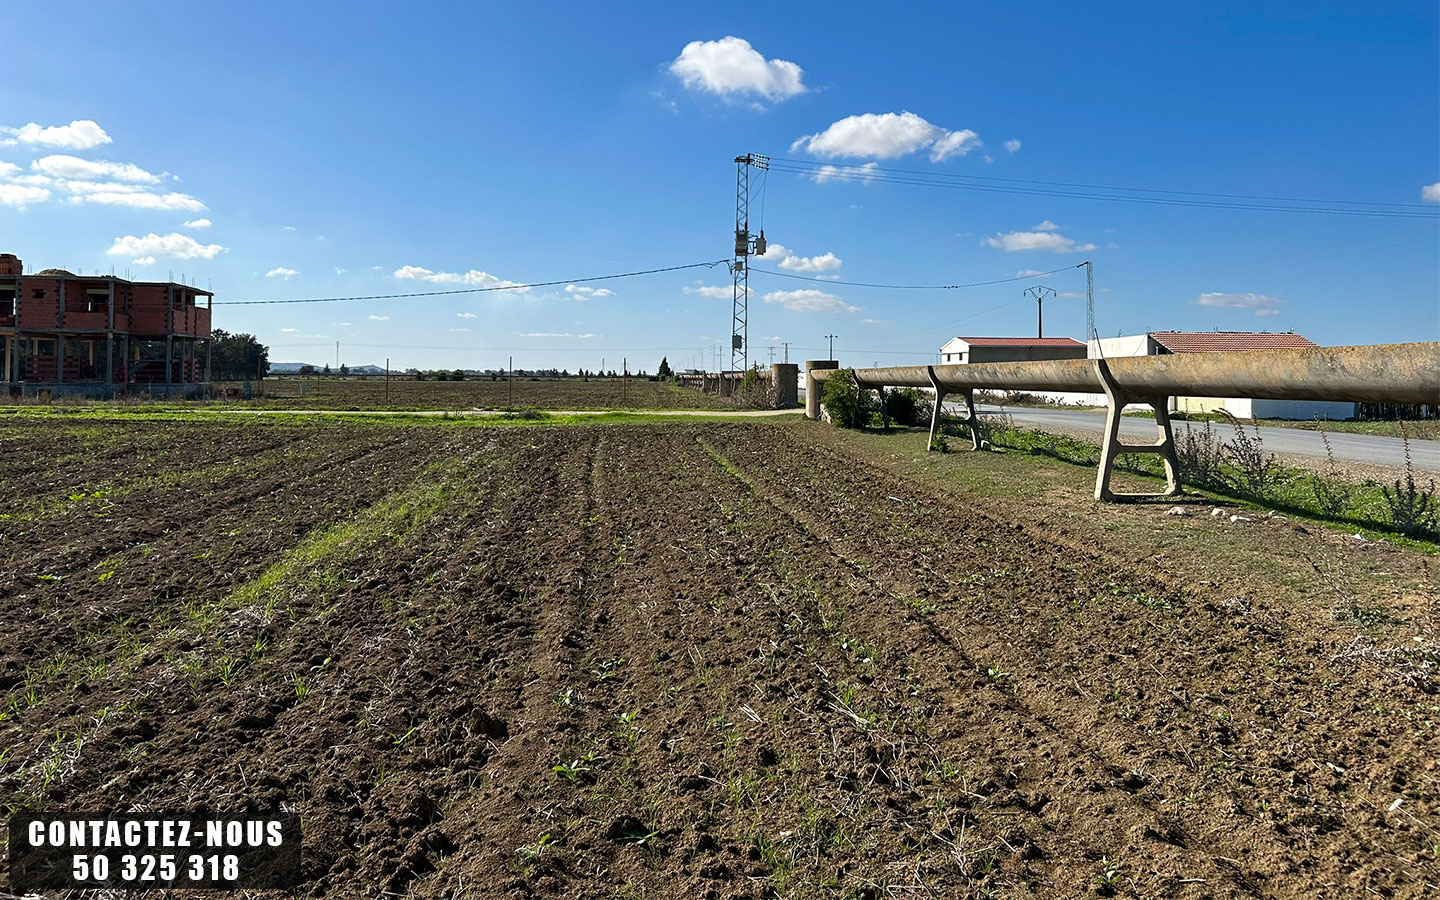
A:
792,111,980,162
515,332,598,338
684,284,739,299
449,327,473,332
762,288,858,314
1423,183,1440,203
368,314,390,321
265,267,299,279
59,180,149,195
108,232,226,261
1004,139,1022,154
393,265,528,292
669,36,806,102
456,312,479,319
280,327,298,333
2,120,111,149
0,184,51,207
984,229,1096,253
33,154,160,183
565,284,615,299
132,256,155,265
76,190,205,211
0,162,18,178
1015,269,1046,277
184,218,212,228
761,242,843,274
777,250,842,273
859,318,884,324
810,161,879,184
1195,292,1285,315
1033,220,1059,231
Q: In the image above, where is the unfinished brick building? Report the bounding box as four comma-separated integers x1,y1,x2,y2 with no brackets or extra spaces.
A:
1,252,212,397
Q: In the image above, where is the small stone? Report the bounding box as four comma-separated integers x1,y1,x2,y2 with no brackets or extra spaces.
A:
1352,533,1369,542
1211,508,1225,517
1165,506,1188,516
1229,514,1251,523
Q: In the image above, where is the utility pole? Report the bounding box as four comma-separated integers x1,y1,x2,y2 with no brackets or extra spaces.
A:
825,333,837,360
335,341,340,370
1023,286,1056,339
508,355,513,406
1078,260,1095,343
622,357,627,404
731,152,770,374
782,341,790,363
767,346,775,365
385,357,390,404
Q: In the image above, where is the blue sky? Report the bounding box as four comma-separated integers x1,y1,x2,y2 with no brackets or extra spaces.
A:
2,1,1436,372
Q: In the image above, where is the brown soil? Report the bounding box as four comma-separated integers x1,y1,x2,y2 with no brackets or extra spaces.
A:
0,419,1435,899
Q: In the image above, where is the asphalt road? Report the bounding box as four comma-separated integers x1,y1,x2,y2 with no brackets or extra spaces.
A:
944,403,1440,472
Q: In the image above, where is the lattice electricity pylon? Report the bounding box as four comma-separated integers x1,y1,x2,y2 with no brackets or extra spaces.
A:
731,152,769,374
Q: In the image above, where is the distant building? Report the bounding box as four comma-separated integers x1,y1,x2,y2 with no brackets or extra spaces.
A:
1,252,212,397
939,336,1087,365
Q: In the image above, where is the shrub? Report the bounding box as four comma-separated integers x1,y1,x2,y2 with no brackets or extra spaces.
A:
1382,429,1438,536
1176,420,1226,490
883,388,932,428
1309,426,1353,517
820,369,871,429
1221,414,1280,501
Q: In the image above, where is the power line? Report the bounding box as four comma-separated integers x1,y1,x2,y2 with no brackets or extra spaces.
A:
773,156,1434,209
749,264,1074,290
219,260,729,305
767,159,1439,219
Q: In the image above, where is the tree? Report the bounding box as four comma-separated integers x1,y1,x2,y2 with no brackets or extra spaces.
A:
322,363,331,375
298,364,316,376
820,369,871,429
209,330,270,380
657,356,673,379
339,363,349,376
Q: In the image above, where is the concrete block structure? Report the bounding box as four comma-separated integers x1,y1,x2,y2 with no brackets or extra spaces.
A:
1,253,212,397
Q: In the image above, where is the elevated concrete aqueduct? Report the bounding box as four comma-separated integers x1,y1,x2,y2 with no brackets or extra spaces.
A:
806,342,1440,502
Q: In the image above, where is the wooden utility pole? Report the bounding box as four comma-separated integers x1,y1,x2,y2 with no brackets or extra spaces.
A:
508,356,513,406
385,357,390,404
622,357,627,404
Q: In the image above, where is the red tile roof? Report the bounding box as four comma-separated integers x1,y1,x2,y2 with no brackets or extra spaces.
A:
1148,331,1318,353
955,337,1086,347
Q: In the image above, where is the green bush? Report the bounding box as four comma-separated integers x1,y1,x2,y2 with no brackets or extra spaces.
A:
820,369,871,429
883,387,932,427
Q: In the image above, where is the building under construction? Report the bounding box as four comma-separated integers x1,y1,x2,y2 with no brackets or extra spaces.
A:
1,252,212,397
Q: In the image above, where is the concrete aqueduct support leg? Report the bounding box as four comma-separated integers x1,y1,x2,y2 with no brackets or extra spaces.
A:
1093,358,1182,502
805,360,838,420
925,366,981,451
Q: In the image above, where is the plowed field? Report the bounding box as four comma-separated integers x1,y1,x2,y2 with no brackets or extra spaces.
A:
1,418,1435,899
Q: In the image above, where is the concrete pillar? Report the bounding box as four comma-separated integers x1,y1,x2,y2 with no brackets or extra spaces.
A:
771,363,798,408
805,360,838,419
